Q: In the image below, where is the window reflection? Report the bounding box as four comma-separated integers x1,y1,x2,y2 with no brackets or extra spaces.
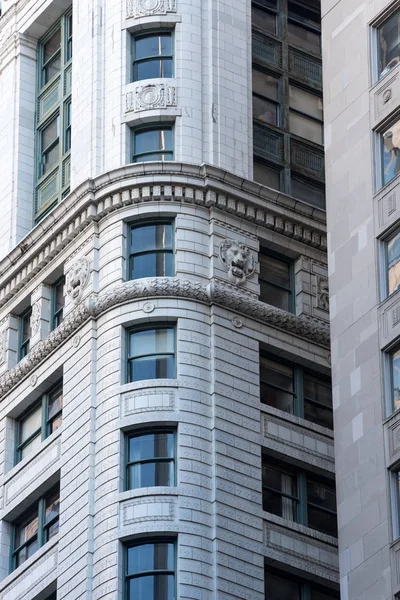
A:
392,348,400,412
388,231,400,295
378,11,400,79
383,120,400,186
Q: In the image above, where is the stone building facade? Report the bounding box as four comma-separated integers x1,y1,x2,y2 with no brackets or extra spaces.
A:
0,0,339,599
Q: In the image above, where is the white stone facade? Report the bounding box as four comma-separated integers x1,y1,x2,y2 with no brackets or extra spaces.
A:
0,0,338,599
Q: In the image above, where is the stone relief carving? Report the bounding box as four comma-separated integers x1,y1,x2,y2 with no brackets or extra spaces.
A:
317,276,329,311
66,258,90,304
219,240,255,286
0,277,330,400
0,329,5,365
30,302,41,335
126,84,177,113
126,0,176,18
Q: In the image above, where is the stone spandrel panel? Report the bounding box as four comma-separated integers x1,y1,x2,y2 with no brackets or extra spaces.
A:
295,256,329,322
371,64,400,128
0,543,58,600
126,0,176,19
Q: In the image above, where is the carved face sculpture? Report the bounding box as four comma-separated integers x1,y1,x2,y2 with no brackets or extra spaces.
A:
66,258,90,303
219,239,255,286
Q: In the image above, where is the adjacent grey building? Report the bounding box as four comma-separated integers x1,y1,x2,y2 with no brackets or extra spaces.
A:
0,0,339,599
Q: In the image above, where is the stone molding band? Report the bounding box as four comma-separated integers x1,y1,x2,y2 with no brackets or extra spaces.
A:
0,278,330,400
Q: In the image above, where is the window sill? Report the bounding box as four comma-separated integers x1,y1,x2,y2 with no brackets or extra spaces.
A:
3,429,62,483
260,403,334,439
263,510,338,547
119,486,179,502
0,536,58,590
119,379,179,394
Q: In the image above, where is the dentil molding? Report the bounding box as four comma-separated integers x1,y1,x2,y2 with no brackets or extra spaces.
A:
0,278,330,400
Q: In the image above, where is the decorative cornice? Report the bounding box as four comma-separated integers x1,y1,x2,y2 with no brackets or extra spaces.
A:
0,278,330,400
0,164,326,310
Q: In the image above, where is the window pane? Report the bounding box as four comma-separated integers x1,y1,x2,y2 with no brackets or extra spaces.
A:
42,117,60,150
311,589,339,600
388,231,400,294
136,58,173,80
135,129,173,155
129,574,174,600
304,375,332,408
22,311,32,343
16,539,39,567
378,11,400,78
289,86,323,121
392,348,400,412
44,55,61,85
307,479,336,513
128,460,174,488
288,21,320,54
252,6,277,34
265,571,301,600
291,177,325,209
131,224,172,254
131,252,173,279
21,434,42,460
129,432,174,462
260,357,294,413
43,28,61,63
289,111,323,145
45,492,60,525
253,69,279,102
260,253,291,289
307,479,337,536
135,34,172,60
263,464,297,520
253,96,278,126
382,119,400,186
48,387,63,420
304,400,333,429
128,542,174,575
129,355,175,381
20,406,42,445
253,161,281,190
15,512,39,547
130,328,174,358
288,2,320,31
308,504,337,536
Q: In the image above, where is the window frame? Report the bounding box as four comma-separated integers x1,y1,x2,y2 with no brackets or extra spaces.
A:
15,381,63,464
132,30,174,81
260,351,333,429
262,456,337,537
128,220,174,281
35,8,72,222
125,428,176,491
11,484,60,572
378,115,400,191
252,0,279,36
258,248,295,313
288,83,324,146
287,0,321,55
131,124,174,163
252,66,281,128
52,276,65,329
264,566,340,600
125,538,176,600
373,7,400,83
127,324,176,383
19,306,32,360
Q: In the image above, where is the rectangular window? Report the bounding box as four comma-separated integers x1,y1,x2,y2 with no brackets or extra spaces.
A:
35,9,72,222
254,160,282,190
260,354,333,429
52,277,65,328
382,119,400,188
12,485,60,570
126,539,175,600
259,250,293,312
287,1,321,55
132,126,173,163
129,222,173,279
252,68,280,126
252,0,278,35
16,382,63,463
133,32,173,81
265,568,339,600
19,307,32,360
290,175,325,209
378,10,400,79
391,348,400,413
289,85,323,145
127,430,175,489
262,458,337,536
128,326,175,382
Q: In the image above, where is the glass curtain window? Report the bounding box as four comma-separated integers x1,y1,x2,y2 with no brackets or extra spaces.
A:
259,250,292,311
16,383,63,463
128,327,175,382
289,85,323,145
388,231,400,295
252,68,280,126
382,118,400,187
391,348,400,412
378,11,400,79
133,127,173,162
12,486,60,570
35,9,72,221
133,32,173,80
127,431,175,489
19,307,32,359
130,223,173,279
126,540,175,600
252,0,278,35
52,277,65,328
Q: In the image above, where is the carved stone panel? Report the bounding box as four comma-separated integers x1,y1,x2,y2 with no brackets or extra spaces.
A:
219,239,255,286
66,258,90,304
126,0,176,19
317,276,329,311
126,83,176,113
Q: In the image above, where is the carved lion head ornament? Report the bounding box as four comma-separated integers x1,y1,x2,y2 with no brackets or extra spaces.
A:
66,258,90,304
219,239,255,286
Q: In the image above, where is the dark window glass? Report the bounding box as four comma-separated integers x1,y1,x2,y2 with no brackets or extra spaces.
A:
127,431,175,489
260,356,295,414
378,11,400,79
127,541,175,600
133,33,173,81
310,588,340,600
41,116,60,176
65,102,72,152
303,374,333,429
67,14,73,61
20,307,32,359
307,479,337,537
291,176,325,209
42,28,61,85
18,405,42,460
252,0,278,34
259,251,292,310
391,348,400,413
52,277,65,328
128,327,175,382
253,69,279,126
253,161,281,190
47,385,63,434
288,1,321,54
388,231,400,295
130,223,173,279
262,463,298,520
289,85,323,145
265,571,301,600
133,127,173,162
382,119,400,187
